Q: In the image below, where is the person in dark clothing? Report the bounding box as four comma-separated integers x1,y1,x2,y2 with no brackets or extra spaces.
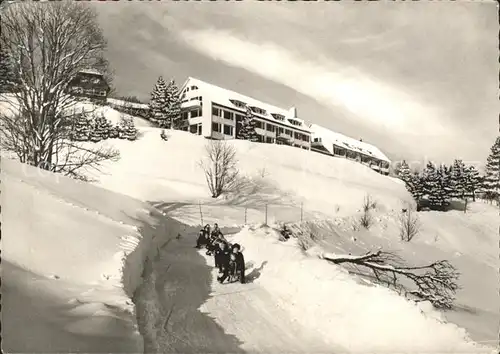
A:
220,253,237,283
231,243,246,284
195,229,208,248
215,241,231,279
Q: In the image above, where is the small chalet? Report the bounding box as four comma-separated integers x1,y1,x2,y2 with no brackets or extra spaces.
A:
67,69,110,102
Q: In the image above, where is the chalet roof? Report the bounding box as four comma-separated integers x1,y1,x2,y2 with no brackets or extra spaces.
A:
310,124,391,163
78,68,104,76
181,77,310,132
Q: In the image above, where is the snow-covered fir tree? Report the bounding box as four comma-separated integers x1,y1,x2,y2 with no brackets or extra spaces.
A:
450,159,467,199
0,48,18,93
397,160,413,186
237,106,259,142
89,113,113,142
483,137,500,202
422,161,437,198
464,165,481,201
165,79,182,129
411,172,425,203
71,110,92,141
442,164,453,202
109,125,120,139
148,76,168,127
118,116,138,141
429,164,451,210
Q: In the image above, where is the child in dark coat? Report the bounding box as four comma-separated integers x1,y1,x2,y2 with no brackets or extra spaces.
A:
231,243,246,284
214,241,230,276
195,229,208,248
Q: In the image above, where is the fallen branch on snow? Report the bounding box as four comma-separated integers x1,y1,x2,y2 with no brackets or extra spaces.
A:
320,250,460,309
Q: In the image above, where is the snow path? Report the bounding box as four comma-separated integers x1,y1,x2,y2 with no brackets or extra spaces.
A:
149,230,343,353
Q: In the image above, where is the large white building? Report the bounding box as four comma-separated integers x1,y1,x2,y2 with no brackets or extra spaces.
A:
178,77,390,175
179,77,312,150
310,124,391,175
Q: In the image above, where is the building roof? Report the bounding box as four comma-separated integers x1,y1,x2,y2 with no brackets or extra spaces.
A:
181,77,310,133
78,68,104,76
310,124,391,163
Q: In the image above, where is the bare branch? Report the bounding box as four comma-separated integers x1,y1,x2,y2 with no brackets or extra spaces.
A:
0,1,114,179
199,140,239,198
321,250,460,309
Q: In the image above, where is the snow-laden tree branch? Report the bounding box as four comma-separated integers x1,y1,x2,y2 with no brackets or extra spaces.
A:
320,250,460,309
0,1,117,179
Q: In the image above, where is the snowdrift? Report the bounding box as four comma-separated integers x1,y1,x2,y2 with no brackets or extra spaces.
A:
1,158,179,353
223,226,494,353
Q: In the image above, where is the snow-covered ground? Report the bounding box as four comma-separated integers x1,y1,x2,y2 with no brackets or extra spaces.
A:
84,127,497,351
1,95,498,353
1,158,182,353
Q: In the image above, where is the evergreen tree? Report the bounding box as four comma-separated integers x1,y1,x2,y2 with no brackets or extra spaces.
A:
464,165,481,201
450,159,467,199
71,109,92,141
118,116,138,141
165,79,182,129
411,172,425,203
397,160,413,186
89,113,113,142
483,137,500,202
422,161,437,199
237,106,259,142
109,124,120,139
0,48,19,93
148,76,168,127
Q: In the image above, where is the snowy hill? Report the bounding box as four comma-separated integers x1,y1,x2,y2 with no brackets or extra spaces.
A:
85,128,498,350
1,158,185,353
1,115,497,352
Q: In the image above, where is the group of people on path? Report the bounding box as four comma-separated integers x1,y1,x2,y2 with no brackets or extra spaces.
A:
195,223,246,284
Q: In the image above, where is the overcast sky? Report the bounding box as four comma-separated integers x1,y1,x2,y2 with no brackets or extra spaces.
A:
94,1,498,167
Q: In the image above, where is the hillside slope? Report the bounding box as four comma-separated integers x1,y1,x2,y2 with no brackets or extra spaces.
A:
1,158,176,353
90,128,498,348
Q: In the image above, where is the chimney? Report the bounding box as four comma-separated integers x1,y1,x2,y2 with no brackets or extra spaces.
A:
288,106,297,118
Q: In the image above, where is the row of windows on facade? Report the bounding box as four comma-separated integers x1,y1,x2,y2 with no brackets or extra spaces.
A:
211,106,310,142
180,91,303,127
71,87,106,97
313,137,387,167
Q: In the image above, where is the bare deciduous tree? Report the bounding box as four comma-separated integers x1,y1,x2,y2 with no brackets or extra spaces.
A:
199,140,239,198
0,2,118,180
359,194,376,229
321,250,460,309
398,207,420,242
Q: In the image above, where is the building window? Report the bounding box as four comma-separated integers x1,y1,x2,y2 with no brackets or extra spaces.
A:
212,122,221,133
271,113,285,121
285,129,292,136
294,132,300,139
254,120,263,129
266,124,275,132
189,125,198,134
223,124,233,136
266,137,274,144
235,114,244,122
230,99,247,108
251,106,267,115
182,112,188,120
212,106,221,117
190,85,198,90
190,109,201,118
223,110,234,120
303,135,310,142
277,127,284,135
